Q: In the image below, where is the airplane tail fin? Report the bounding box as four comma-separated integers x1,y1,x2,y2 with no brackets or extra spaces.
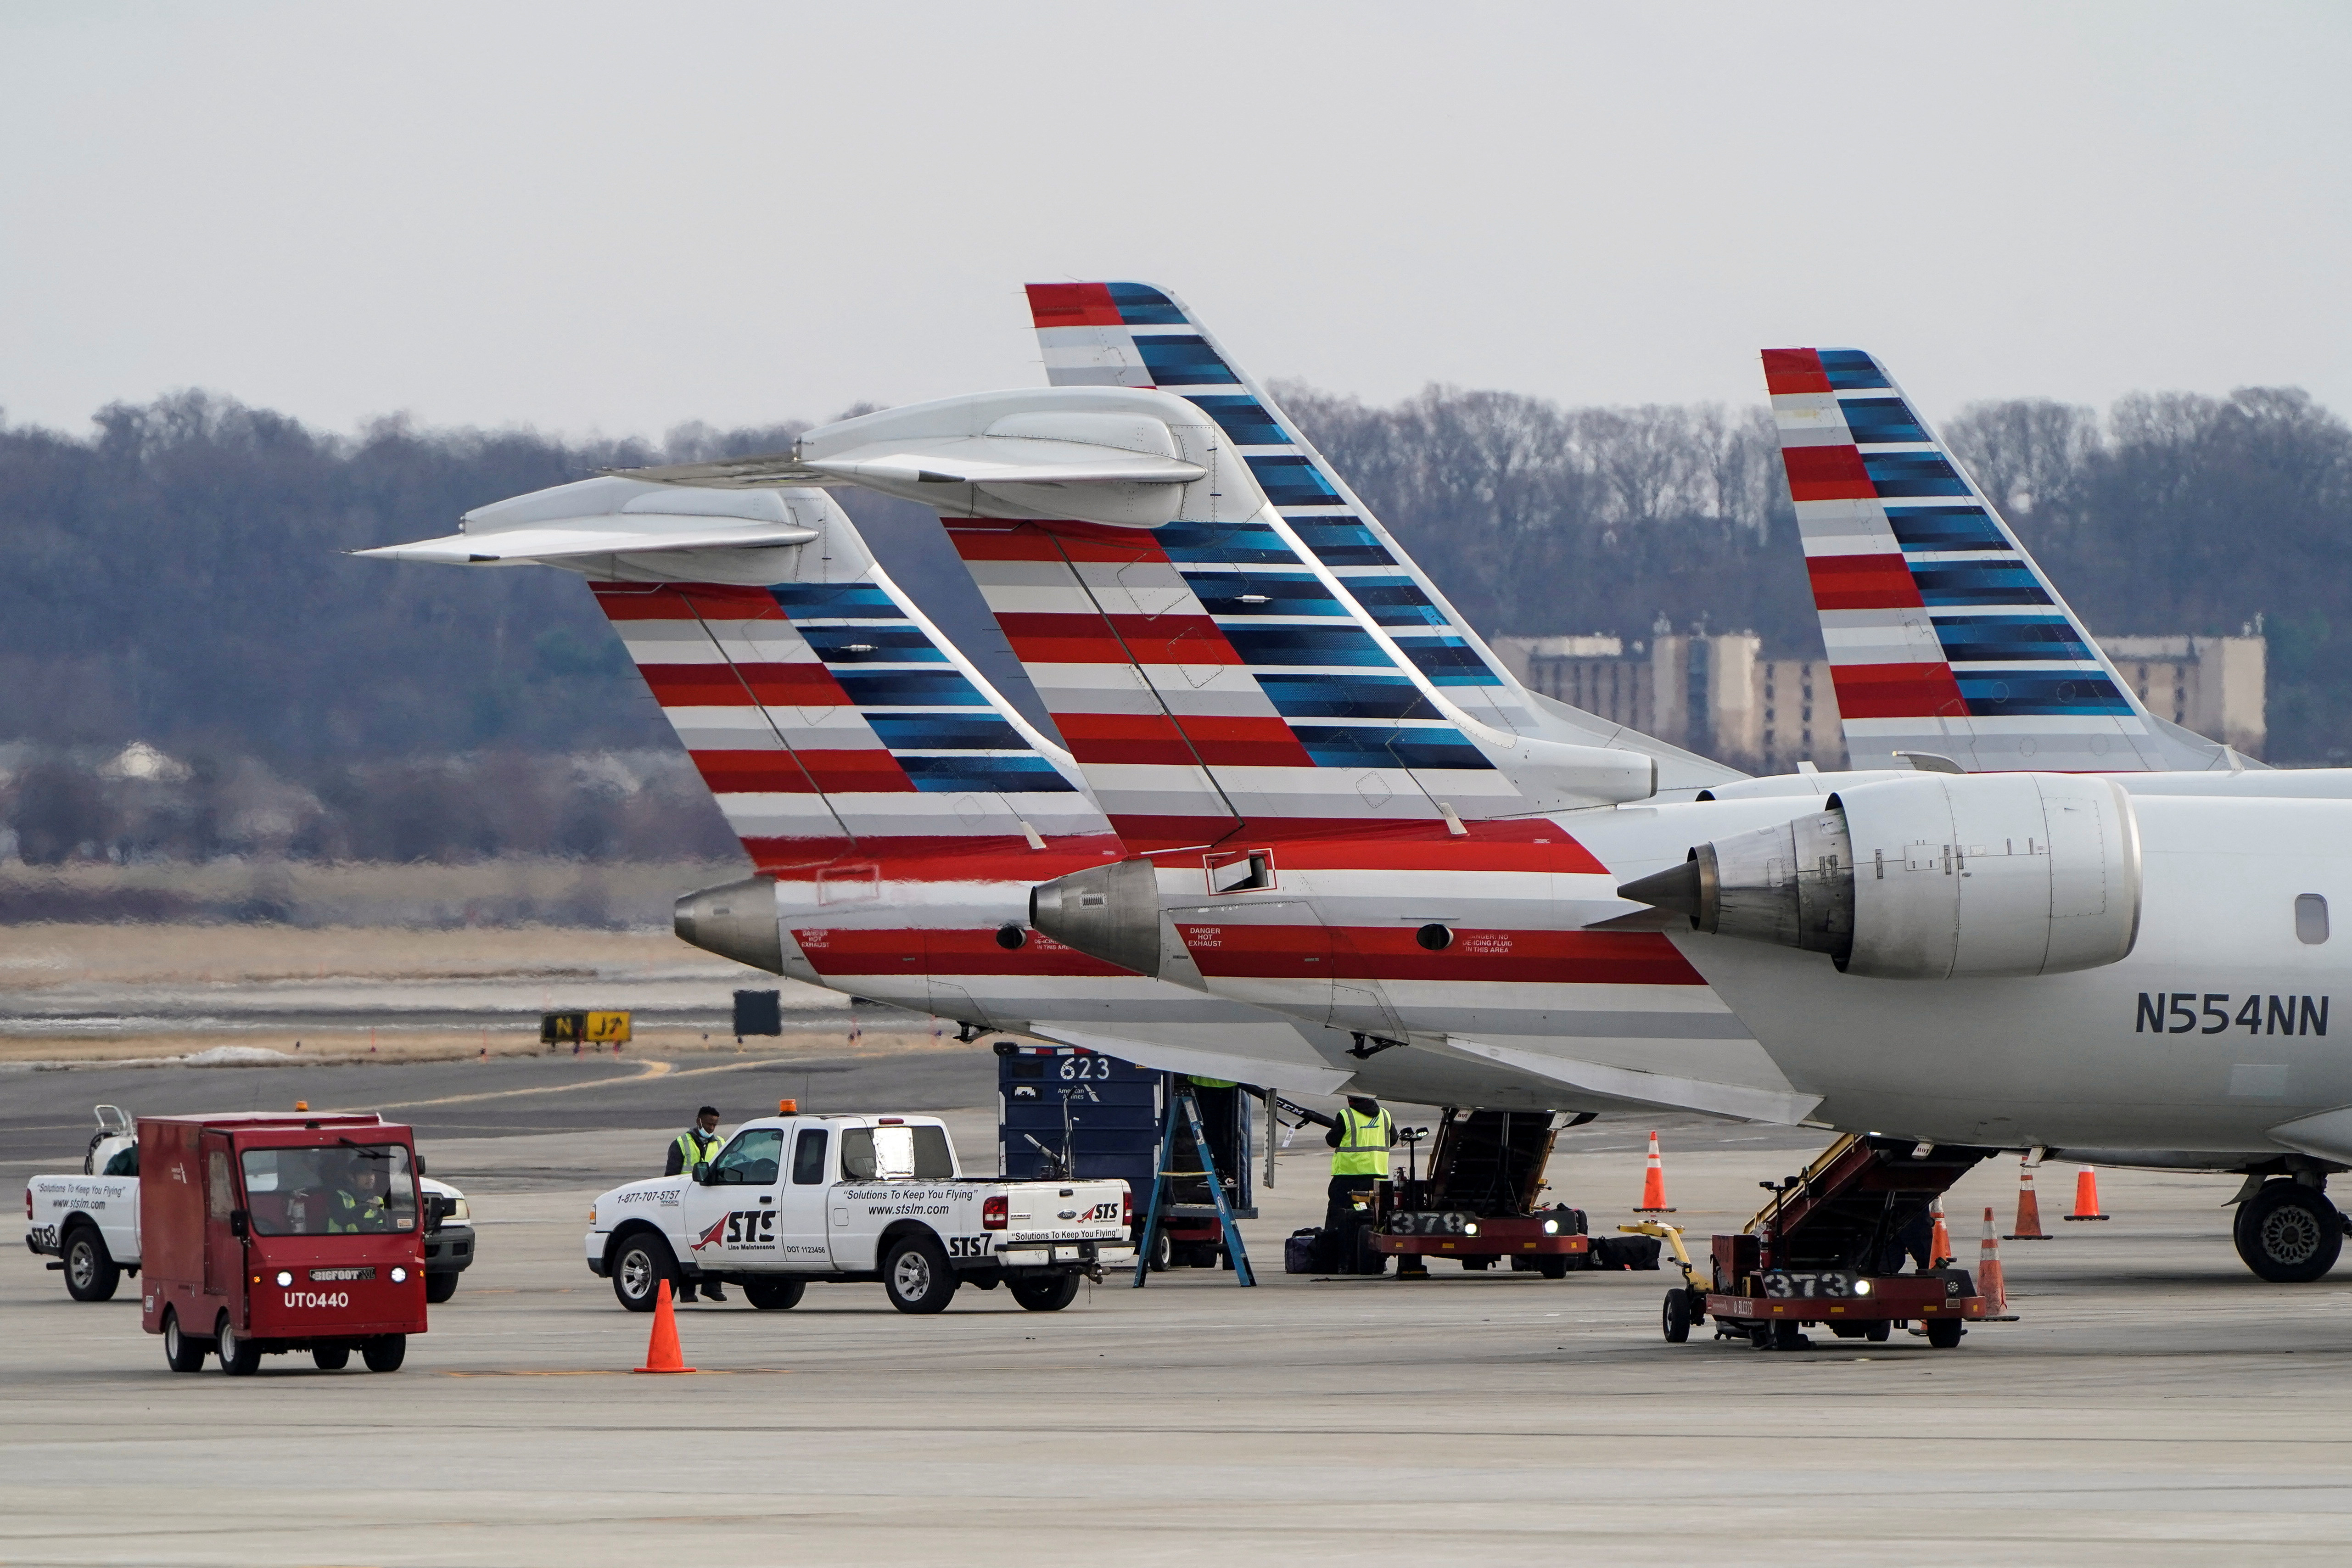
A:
370,475,1119,873
1025,282,1741,793
1764,347,2253,773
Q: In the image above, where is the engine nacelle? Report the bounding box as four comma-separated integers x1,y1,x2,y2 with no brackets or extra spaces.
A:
674,876,785,974
1619,773,2141,980
1028,858,1165,977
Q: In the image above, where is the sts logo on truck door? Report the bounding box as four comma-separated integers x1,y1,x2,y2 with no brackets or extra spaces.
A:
691,1211,777,1251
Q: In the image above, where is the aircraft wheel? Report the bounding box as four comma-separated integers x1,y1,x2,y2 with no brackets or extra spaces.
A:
2234,1181,2344,1282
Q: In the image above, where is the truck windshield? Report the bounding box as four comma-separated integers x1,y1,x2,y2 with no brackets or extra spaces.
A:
240,1144,416,1236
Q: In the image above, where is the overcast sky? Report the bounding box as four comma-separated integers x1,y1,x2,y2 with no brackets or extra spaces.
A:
4,3,2348,440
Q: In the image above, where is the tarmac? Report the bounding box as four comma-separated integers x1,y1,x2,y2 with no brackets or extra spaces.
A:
6,1053,2352,1566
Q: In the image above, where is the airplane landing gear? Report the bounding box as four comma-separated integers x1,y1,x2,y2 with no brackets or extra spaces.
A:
2233,1179,2344,1282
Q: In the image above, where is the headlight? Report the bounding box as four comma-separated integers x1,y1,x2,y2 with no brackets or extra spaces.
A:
1542,1220,1559,1235
450,1197,470,1221
1462,1222,1480,1237
391,1266,408,1283
275,1271,293,1287
1854,1278,1871,1296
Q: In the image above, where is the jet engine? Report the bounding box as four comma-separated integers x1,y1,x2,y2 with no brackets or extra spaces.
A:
1028,858,1164,977
1618,773,2141,980
674,876,785,974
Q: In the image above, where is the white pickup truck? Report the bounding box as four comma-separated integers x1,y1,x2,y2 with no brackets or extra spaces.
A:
23,1105,479,1304
586,1113,1132,1314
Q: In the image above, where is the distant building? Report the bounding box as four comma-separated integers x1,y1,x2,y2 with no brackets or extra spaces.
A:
2101,636,2266,757
1492,632,2266,772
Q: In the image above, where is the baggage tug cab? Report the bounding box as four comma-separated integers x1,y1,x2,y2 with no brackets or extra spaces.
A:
139,1113,431,1375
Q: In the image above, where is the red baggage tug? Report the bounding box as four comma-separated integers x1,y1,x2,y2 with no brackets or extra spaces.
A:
1664,1132,2002,1350
140,1112,430,1375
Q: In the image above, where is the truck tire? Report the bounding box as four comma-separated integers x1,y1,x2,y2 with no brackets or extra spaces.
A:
1007,1271,1081,1312
1536,1254,1571,1280
2234,1181,2344,1283
1925,1318,1965,1349
362,1335,408,1372
1661,1288,1692,1344
216,1316,262,1377
163,1310,207,1373
881,1235,959,1315
744,1277,806,1310
63,1227,121,1302
425,1272,459,1305
313,1344,352,1371
610,1232,677,1313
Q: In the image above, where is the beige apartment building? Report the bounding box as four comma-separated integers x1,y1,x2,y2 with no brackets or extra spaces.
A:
1492,632,2265,773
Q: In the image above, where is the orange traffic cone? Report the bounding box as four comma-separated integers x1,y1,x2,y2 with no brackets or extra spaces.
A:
1976,1205,2009,1316
1928,1196,1954,1268
634,1279,697,1374
2005,1158,2051,1239
2063,1165,2109,1221
1635,1131,1674,1213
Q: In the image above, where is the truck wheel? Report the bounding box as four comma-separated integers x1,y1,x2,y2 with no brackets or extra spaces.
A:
1661,1288,1692,1344
1537,1255,1571,1280
882,1235,959,1315
64,1228,121,1302
2234,1181,2345,1282
1925,1318,1965,1349
216,1316,262,1377
424,1272,459,1305
163,1310,207,1373
1007,1272,1081,1312
313,1344,352,1371
744,1277,806,1310
362,1335,408,1372
611,1232,677,1313
1865,1319,1892,1343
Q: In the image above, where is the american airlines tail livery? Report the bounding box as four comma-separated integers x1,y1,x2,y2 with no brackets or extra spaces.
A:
360,289,2352,1284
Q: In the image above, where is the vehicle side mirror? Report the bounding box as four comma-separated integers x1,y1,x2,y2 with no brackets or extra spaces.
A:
415,1155,428,1176
228,1210,250,1239
693,1162,711,1184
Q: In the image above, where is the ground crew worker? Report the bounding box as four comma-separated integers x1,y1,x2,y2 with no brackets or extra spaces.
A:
1322,1094,1396,1253
327,1162,393,1234
666,1107,726,1177
666,1107,728,1302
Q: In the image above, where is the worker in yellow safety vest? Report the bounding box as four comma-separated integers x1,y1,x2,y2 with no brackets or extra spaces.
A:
1322,1094,1396,1238
665,1106,728,1302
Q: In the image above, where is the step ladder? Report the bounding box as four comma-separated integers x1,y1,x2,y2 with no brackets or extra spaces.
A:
1131,1086,1255,1288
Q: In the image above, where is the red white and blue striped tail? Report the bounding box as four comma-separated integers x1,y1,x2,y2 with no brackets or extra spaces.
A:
936,284,1733,853
1764,347,2249,773
587,494,1122,876
1019,282,1738,793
